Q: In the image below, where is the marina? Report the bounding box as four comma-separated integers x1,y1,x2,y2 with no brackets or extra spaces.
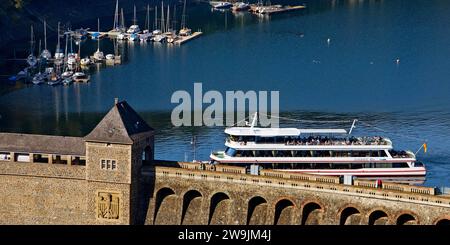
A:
5,0,202,87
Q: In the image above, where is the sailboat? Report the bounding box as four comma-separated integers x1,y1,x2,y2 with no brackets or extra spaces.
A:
153,2,167,42
179,0,192,37
127,5,141,36
26,25,37,67
54,22,65,60
67,35,79,70
40,20,52,60
166,5,178,43
62,33,74,80
140,4,152,42
112,0,120,32
93,18,105,62
117,8,128,40
152,4,162,36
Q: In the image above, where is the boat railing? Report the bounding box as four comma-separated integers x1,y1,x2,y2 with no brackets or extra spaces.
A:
390,150,415,158
227,136,391,147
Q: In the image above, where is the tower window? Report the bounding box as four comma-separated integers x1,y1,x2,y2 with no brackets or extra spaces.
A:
101,159,117,170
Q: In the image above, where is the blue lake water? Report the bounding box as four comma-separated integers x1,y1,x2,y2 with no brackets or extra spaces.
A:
0,0,449,186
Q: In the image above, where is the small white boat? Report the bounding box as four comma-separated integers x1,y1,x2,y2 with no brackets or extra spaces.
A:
127,25,141,34
106,54,115,60
41,49,52,60
93,49,105,62
153,34,166,42
27,54,37,67
32,73,46,85
232,2,250,11
178,28,192,37
61,71,74,79
55,49,64,60
117,33,127,40
67,55,78,70
80,57,91,66
167,34,178,43
213,2,233,9
72,72,90,83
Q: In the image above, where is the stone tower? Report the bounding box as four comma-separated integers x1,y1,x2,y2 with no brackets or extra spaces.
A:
84,99,154,224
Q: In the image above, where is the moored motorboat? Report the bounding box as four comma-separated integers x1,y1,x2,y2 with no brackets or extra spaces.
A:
32,72,46,85
72,72,90,83
212,2,233,9
232,2,250,11
80,57,91,66
61,70,74,79
106,54,115,60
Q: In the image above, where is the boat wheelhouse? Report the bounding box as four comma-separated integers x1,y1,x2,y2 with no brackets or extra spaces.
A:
210,114,426,183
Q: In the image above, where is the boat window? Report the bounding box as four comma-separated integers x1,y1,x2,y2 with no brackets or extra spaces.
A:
351,151,371,157
375,163,392,168
392,162,409,168
350,163,364,169
0,152,11,161
414,161,424,167
225,148,237,156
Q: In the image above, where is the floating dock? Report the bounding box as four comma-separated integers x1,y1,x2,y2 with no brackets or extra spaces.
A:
249,5,306,15
174,32,203,45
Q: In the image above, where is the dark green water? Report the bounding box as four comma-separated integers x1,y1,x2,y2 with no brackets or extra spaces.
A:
0,0,449,186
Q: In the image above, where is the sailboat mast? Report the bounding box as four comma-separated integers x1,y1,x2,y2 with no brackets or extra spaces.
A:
172,5,177,31
121,8,125,30
133,5,137,26
146,4,150,31
64,34,68,66
166,5,170,33
113,0,119,30
30,25,35,55
44,20,47,50
56,22,61,51
154,5,158,30
97,18,100,51
161,2,165,33
70,35,73,53
181,0,187,30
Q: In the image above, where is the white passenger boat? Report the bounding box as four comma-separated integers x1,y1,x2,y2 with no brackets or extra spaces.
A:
210,113,427,182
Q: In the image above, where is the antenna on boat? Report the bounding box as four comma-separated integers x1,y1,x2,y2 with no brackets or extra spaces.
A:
250,112,258,128
348,119,358,135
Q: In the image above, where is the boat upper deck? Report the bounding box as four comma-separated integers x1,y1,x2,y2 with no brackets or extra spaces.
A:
227,135,391,146
225,127,392,147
